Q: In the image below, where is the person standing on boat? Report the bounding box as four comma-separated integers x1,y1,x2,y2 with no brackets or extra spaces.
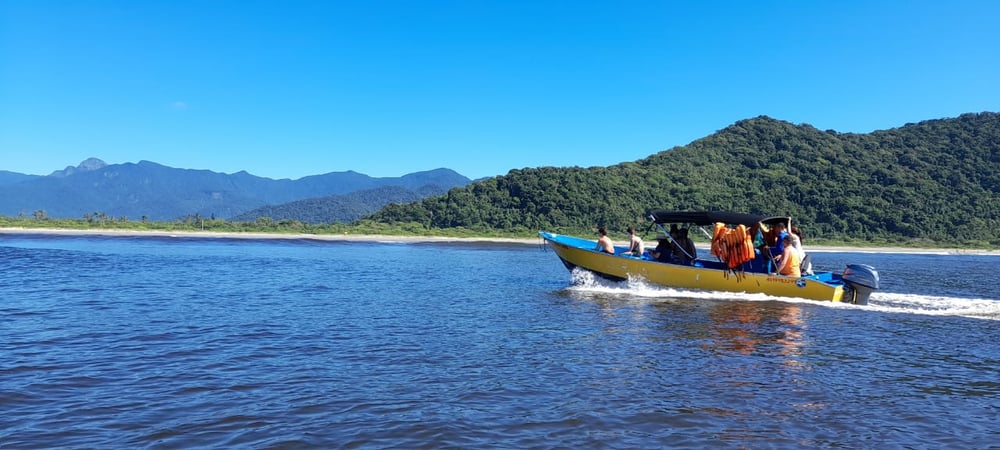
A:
625,226,644,257
595,227,615,254
790,226,813,275
772,234,802,277
769,222,789,258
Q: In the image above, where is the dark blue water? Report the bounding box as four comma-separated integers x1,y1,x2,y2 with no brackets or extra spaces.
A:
2,234,999,448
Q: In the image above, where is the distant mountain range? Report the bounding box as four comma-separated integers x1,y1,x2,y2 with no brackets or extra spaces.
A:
229,184,456,224
0,170,41,186
0,158,471,222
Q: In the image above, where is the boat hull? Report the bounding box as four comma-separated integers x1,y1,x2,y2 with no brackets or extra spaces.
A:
541,232,845,302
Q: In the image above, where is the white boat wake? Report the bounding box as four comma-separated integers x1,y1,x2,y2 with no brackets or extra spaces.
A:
865,292,1000,319
565,268,1000,320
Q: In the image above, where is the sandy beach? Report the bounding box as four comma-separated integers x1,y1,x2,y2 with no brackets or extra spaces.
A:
0,227,541,246
2,227,998,255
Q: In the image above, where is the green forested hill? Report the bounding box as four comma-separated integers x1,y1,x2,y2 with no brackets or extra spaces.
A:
369,112,1000,246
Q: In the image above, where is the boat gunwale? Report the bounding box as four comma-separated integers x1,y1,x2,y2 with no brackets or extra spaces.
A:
540,230,847,302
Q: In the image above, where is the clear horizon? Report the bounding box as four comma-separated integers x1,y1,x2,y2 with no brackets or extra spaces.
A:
2,1,998,179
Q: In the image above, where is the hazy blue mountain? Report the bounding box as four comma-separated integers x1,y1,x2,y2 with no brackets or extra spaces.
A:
230,184,454,224
49,157,108,177
0,159,471,221
0,170,42,186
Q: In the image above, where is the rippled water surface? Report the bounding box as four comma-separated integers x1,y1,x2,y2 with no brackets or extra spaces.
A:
2,234,999,448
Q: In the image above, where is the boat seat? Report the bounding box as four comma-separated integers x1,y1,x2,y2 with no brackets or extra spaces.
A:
801,254,814,275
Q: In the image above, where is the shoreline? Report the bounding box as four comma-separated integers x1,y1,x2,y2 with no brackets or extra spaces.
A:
0,226,541,246
2,226,999,255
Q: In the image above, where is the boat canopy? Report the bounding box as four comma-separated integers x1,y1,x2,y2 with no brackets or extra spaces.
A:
646,210,766,226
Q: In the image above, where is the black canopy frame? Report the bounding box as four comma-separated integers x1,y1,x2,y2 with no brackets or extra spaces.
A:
646,210,766,227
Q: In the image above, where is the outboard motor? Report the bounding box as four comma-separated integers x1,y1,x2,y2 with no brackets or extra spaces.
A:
842,264,880,305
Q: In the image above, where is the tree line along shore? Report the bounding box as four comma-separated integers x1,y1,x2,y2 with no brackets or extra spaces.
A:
3,221,998,255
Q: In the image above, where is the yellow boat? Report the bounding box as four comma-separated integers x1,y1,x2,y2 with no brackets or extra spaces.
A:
540,211,880,304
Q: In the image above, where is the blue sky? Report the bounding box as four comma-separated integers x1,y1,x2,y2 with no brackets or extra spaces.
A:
1,1,998,180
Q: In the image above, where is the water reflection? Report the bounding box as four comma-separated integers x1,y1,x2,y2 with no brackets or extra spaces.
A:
564,287,810,366
696,301,819,446
703,301,808,364
777,305,806,367
561,290,833,446
705,302,762,355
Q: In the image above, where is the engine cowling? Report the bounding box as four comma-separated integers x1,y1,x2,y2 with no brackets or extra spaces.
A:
842,264,880,305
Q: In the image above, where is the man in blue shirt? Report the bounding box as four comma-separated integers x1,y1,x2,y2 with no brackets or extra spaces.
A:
769,222,789,259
